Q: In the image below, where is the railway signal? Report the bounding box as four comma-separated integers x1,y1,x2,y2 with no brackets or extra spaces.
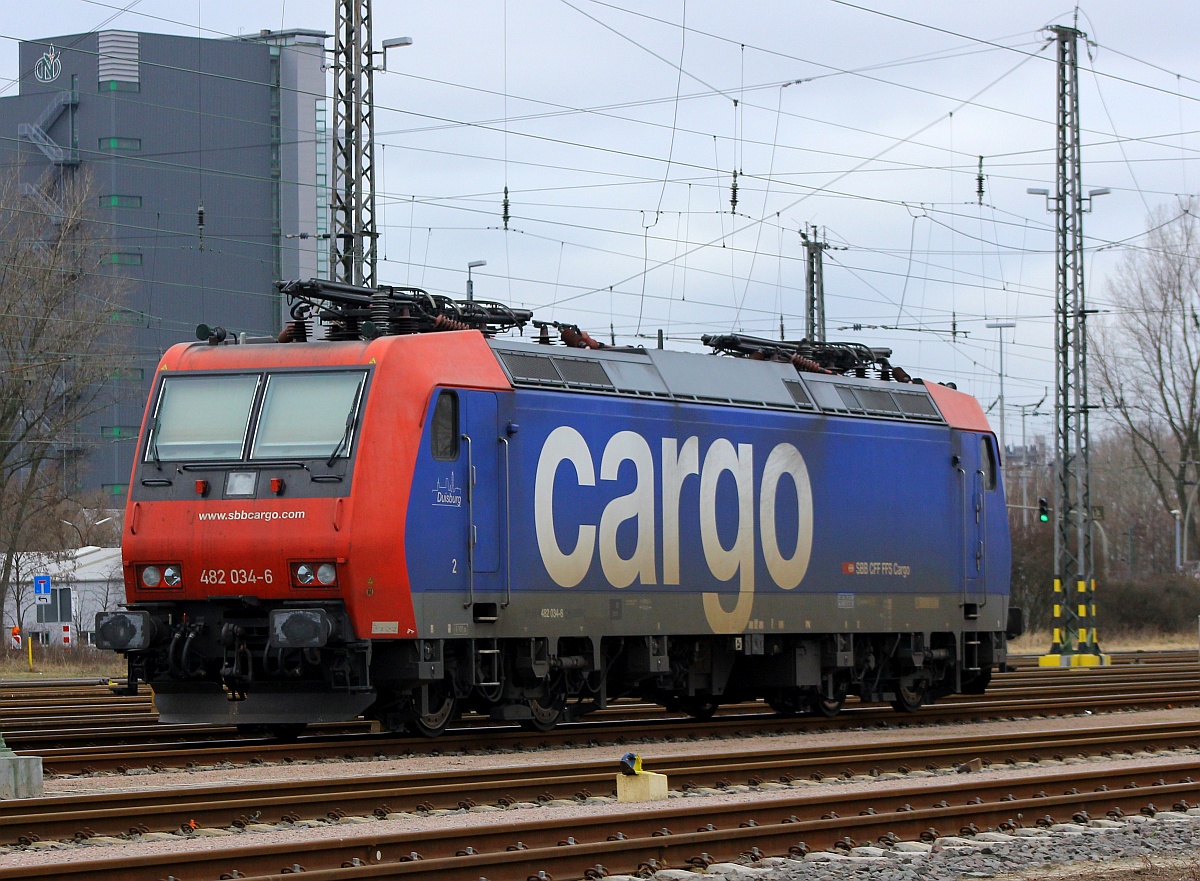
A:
1038,498,1050,522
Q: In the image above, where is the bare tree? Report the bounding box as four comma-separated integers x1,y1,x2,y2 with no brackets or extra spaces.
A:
1089,428,1178,576
0,170,128,619
1093,200,1200,557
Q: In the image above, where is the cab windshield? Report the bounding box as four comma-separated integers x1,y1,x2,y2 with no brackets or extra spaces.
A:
251,372,365,459
145,370,367,463
148,375,258,461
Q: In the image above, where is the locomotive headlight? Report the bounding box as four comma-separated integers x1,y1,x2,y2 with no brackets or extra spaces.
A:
294,564,315,585
139,564,183,589
316,563,337,586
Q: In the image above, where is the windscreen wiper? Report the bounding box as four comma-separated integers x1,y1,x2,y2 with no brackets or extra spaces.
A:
326,384,364,467
148,415,162,470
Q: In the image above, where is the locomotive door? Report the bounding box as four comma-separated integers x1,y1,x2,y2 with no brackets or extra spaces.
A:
954,430,986,601
462,392,501,605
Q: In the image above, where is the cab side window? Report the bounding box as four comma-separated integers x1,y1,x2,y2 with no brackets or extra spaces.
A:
981,436,998,490
431,391,459,461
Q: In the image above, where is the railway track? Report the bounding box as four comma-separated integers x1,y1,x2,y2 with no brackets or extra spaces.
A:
2,716,1199,846
4,746,1200,880
20,677,1200,775
0,653,1192,879
1012,649,1200,666
0,649,1191,705
0,656,1193,735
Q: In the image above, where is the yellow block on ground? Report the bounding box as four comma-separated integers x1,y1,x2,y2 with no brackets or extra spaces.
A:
616,771,668,803
1038,653,1111,667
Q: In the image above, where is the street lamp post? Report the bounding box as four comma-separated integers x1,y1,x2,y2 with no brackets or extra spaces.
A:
986,321,1016,453
466,259,486,301
378,36,413,70
1172,509,1183,572
1182,480,1200,567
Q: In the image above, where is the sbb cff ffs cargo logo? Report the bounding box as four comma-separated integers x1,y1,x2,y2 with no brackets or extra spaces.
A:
533,425,814,634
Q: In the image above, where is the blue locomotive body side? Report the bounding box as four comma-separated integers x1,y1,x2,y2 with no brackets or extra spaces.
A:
405,384,1010,636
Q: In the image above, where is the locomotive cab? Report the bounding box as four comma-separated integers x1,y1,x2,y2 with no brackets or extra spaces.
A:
98,358,379,726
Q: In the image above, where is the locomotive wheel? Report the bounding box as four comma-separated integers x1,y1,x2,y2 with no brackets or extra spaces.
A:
264,723,306,741
407,684,458,737
518,695,565,732
960,665,993,695
682,698,719,720
235,723,307,741
809,694,845,717
890,682,926,713
766,689,805,716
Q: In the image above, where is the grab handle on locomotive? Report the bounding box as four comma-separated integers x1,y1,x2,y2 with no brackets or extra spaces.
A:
462,431,475,609
500,434,512,609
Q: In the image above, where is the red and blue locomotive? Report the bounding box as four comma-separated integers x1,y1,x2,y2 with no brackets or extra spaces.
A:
97,279,1017,734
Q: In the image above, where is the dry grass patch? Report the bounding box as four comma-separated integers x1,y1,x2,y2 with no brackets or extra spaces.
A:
1010,630,1200,655
992,853,1200,880
0,647,123,680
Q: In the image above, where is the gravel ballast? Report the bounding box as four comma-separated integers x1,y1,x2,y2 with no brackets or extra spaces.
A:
4,707,1200,878
645,813,1200,881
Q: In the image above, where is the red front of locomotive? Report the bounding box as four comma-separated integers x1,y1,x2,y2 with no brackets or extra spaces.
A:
101,331,510,727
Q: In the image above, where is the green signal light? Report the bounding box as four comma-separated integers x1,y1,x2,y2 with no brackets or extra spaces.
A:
1037,498,1050,522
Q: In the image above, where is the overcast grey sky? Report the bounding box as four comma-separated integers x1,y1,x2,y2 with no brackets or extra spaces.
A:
4,1,1199,444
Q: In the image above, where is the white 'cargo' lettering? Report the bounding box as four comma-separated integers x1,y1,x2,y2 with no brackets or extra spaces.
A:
534,426,596,587
759,443,813,590
598,431,657,588
699,439,756,634
660,436,698,585
533,428,815,634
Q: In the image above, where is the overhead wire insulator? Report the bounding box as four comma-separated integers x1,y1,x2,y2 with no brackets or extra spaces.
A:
976,156,985,205
502,186,510,231
197,201,205,252
730,169,738,214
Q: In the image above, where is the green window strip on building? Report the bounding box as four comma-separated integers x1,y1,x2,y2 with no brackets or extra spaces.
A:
99,137,141,151
100,195,142,209
98,80,139,92
101,425,140,439
107,253,143,266
102,484,128,496
109,309,148,327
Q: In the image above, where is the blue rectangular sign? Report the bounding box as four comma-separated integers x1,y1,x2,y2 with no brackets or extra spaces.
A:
33,575,51,595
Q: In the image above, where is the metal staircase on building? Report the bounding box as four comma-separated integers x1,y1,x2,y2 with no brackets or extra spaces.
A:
17,91,79,167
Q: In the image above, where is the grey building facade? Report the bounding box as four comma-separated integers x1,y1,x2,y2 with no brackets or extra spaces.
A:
0,28,327,494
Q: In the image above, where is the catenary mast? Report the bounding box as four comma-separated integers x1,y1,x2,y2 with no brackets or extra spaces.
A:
801,224,828,343
330,0,376,287
1038,25,1109,667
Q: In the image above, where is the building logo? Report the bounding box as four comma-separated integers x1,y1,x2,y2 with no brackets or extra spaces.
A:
33,46,62,84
